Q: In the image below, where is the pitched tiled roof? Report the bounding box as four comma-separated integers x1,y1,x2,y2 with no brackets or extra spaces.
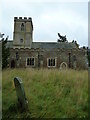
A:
31,42,77,49
6,41,77,49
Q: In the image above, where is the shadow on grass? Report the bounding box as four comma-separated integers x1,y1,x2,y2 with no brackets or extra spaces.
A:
2,103,31,119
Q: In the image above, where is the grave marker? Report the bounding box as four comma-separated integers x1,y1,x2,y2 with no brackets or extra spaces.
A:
14,77,28,111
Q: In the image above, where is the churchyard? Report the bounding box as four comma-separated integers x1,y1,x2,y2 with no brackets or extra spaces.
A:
2,68,88,118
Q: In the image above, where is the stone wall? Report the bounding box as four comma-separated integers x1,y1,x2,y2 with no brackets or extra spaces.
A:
8,48,87,69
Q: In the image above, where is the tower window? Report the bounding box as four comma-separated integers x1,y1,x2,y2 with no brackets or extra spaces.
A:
20,39,23,43
21,23,25,31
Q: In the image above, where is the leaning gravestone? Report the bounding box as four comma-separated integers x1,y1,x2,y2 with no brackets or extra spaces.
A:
14,77,28,111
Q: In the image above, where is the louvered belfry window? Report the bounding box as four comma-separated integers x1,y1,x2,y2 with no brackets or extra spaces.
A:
21,23,25,31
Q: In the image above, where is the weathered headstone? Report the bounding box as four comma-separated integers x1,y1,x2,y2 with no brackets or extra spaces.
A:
14,77,28,111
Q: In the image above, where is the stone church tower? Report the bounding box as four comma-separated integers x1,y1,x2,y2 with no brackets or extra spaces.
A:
13,17,33,48
6,16,88,69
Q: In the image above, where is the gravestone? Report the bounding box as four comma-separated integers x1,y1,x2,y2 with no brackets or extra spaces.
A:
14,77,28,111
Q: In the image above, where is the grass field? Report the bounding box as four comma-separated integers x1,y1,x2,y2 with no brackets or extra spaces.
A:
2,68,88,118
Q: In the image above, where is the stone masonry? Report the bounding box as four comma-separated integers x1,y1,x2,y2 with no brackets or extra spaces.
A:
7,17,88,69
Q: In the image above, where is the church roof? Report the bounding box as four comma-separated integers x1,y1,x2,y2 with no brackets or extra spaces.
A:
6,41,77,49
31,42,77,49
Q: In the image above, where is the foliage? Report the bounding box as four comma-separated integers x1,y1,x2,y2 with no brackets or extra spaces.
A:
2,37,10,69
72,40,79,48
2,69,88,119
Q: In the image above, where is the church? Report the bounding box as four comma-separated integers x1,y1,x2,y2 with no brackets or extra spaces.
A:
7,17,87,69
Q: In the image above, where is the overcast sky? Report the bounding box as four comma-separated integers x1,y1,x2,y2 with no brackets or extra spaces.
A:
0,0,89,47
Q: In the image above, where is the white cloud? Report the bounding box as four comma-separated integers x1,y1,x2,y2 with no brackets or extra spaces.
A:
33,4,88,46
1,1,88,47
2,0,89,3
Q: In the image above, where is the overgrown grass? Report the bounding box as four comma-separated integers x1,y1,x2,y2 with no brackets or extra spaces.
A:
2,68,88,118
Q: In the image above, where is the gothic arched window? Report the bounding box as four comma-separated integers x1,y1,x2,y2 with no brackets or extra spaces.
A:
48,58,56,67
26,58,35,66
21,23,24,31
20,39,23,43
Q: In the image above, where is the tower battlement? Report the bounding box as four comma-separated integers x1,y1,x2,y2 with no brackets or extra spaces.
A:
13,17,33,48
14,17,32,21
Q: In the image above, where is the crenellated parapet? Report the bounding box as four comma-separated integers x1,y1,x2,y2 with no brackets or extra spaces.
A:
13,17,33,49
14,17,32,22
